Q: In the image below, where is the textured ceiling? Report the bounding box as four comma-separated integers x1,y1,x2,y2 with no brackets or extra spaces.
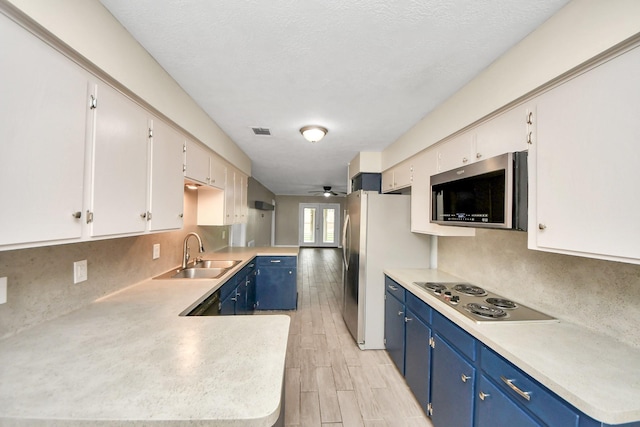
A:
99,0,569,195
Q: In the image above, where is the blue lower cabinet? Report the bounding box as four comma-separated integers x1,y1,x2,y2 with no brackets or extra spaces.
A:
246,262,257,311
430,333,476,427
256,257,297,310
475,375,542,427
220,289,237,315
384,290,406,374
404,308,431,414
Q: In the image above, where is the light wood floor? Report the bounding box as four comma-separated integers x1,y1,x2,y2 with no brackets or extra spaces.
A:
281,248,434,427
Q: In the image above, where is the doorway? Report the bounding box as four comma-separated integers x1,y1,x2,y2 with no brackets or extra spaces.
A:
298,203,341,247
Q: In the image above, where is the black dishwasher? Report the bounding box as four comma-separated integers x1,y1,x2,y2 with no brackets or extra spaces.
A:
187,290,221,316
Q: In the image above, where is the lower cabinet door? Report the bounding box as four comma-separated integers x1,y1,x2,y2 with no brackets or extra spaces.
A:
476,375,542,427
384,292,405,374
256,267,297,310
220,288,237,315
246,271,257,312
404,309,431,414
430,334,475,427
235,280,249,315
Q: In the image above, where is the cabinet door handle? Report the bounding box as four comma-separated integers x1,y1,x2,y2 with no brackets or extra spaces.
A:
397,311,404,316
538,223,547,230
72,211,82,219
388,285,398,291
526,111,534,125
476,152,482,159
500,376,531,401
462,157,468,163
527,131,533,144
404,317,413,323
461,374,471,383
479,391,490,401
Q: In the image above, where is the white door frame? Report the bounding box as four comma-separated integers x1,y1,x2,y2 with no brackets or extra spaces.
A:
298,203,341,247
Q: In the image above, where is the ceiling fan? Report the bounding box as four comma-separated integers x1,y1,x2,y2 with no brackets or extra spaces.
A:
309,186,346,197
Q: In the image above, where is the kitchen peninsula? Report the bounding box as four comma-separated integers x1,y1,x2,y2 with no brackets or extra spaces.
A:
0,247,297,426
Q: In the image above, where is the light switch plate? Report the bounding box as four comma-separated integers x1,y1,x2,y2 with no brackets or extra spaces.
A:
74,260,87,284
0,277,7,304
153,244,160,260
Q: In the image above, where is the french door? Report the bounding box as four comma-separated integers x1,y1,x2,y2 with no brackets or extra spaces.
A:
298,203,341,247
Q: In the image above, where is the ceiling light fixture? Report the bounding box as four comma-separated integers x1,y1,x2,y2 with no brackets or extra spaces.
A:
300,125,328,143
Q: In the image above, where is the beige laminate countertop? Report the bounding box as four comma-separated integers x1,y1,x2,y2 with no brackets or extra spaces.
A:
384,268,640,425
0,247,299,426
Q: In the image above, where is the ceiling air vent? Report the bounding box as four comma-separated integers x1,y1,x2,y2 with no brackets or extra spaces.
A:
251,127,271,136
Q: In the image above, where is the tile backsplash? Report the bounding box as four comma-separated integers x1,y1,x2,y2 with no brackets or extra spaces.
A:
439,229,640,349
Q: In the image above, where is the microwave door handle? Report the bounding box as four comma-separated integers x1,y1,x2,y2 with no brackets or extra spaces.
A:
342,214,350,269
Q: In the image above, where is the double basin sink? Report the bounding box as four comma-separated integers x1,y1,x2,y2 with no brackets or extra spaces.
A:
153,259,241,280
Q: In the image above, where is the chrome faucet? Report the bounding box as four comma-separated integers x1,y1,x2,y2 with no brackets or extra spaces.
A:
182,232,205,269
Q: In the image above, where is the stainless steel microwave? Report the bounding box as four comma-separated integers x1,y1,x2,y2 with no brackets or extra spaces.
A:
430,151,528,231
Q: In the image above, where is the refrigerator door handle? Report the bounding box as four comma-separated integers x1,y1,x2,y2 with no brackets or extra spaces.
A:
342,214,350,269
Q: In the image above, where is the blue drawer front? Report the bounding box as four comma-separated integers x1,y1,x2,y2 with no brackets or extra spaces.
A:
384,276,405,302
432,311,477,361
481,346,579,427
256,256,297,267
406,292,432,325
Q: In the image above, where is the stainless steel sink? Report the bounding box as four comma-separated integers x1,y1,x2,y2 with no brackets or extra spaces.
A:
193,260,241,269
153,260,241,280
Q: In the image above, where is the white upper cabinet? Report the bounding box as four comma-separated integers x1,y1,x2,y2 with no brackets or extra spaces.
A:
209,155,226,190
382,159,413,193
474,105,532,161
90,83,149,237
410,149,475,237
184,139,211,185
148,118,184,231
436,132,474,173
0,14,88,247
529,44,640,264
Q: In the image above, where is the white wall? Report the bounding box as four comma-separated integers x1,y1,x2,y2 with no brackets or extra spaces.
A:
382,0,640,169
4,0,251,175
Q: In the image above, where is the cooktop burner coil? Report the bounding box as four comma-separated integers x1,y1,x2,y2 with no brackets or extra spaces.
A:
454,284,487,297
465,303,508,319
486,297,518,309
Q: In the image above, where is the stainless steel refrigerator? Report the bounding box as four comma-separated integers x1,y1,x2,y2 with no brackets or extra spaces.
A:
342,190,431,349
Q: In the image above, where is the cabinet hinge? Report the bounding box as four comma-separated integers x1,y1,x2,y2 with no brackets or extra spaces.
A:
89,95,97,109
182,164,187,173
427,403,433,416
148,128,153,138
429,337,435,348
183,142,187,153
86,210,94,224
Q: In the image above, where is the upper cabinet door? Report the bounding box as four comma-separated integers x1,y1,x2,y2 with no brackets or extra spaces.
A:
0,14,88,247
475,105,531,161
437,132,474,173
90,83,149,237
531,45,640,263
184,140,210,185
148,118,184,232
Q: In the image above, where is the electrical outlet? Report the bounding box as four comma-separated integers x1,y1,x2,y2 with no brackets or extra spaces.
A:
0,277,7,304
153,244,160,260
73,260,88,284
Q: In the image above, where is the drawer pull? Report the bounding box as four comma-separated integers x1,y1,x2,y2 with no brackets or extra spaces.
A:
388,285,398,291
461,374,470,383
501,376,531,401
270,260,281,263
479,391,490,401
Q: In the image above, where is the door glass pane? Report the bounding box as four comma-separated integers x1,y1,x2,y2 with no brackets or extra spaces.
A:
303,207,316,243
323,208,335,243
